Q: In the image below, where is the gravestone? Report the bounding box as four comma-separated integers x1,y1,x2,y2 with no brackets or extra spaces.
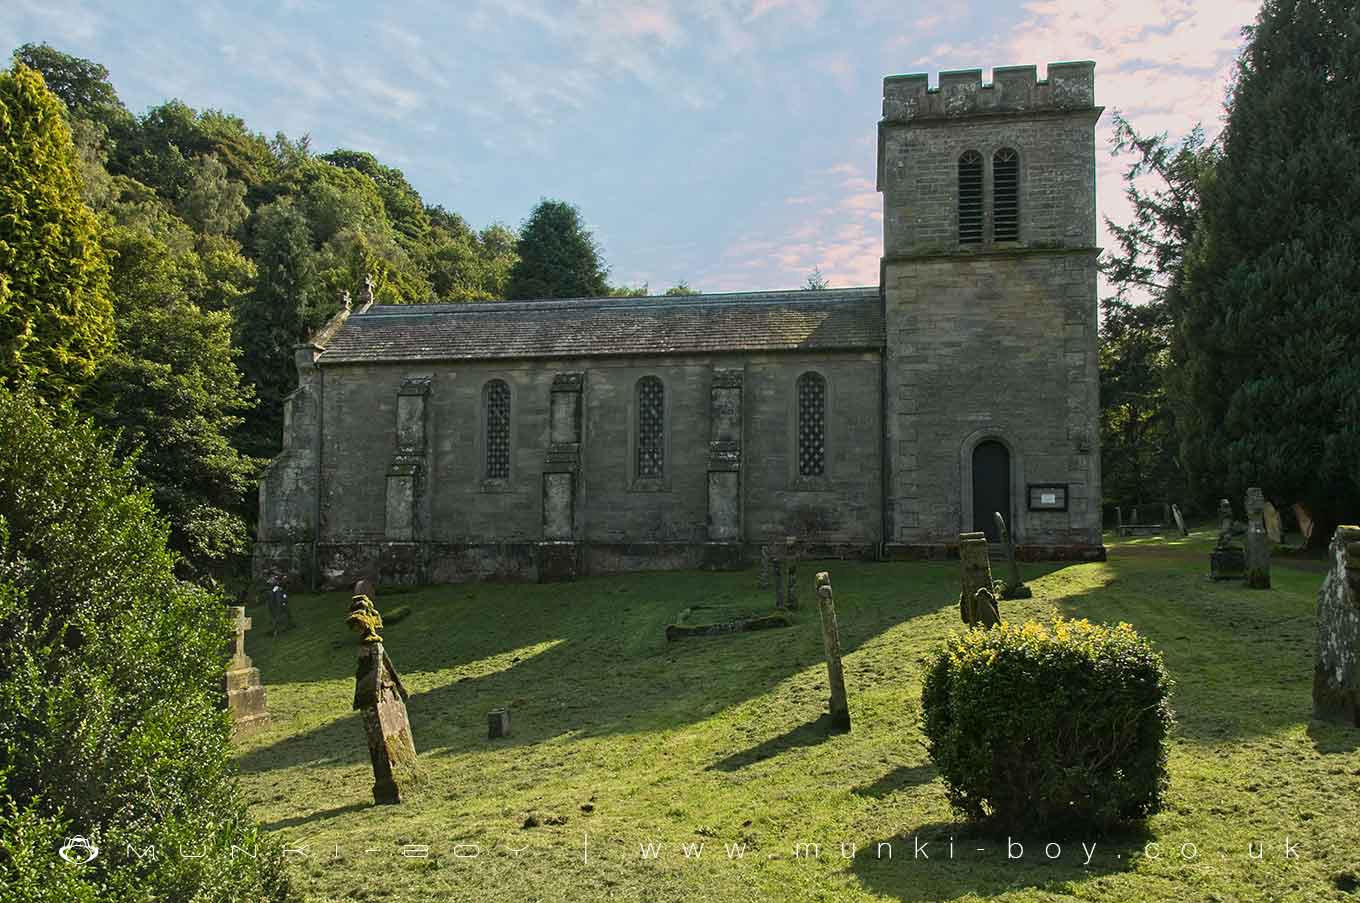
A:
1294,503,1317,546
1263,501,1283,545
771,550,785,609
224,606,270,733
346,595,419,804
354,576,377,600
1245,487,1271,589
1210,498,1246,580
958,532,1000,628
757,544,772,590
784,536,801,610
992,512,1031,599
1313,525,1360,727
1171,504,1188,537
815,572,850,731
488,708,511,739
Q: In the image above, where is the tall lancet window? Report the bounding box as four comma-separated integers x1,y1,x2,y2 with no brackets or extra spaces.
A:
797,371,826,478
993,147,1020,241
958,150,984,244
483,379,511,480
637,376,665,479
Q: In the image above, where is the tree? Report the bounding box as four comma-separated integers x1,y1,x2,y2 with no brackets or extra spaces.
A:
610,282,649,297
1097,113,1211,511
0,63,115,404
0,384,290,902
506,199,609,299
803,267,829,290
9,42,127,127
177,152,248,236
664,281,700,296
1173,0,1360,537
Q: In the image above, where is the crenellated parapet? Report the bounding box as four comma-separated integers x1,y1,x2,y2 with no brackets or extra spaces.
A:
882,61,1096,122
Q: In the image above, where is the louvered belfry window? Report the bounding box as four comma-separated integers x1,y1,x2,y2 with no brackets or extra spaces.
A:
637,376,665,478
993,147,1020,241
484,380,510,480
958,150,984,244
797,372,826,478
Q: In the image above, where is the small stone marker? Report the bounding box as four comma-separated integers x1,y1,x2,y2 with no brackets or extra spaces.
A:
1210,498,1246,580
1245,487,1271,589
784,536,800,610
958,532,999,628
1294,503,1316,546
992,512,1031,599
488,708,511,739
1313,525,1360,726
772,551,785,609
815,572,850,731
224,606,269,733
354,576,377,600
757,545,772,590
1263,501,1283,545
346,595,419,805
1171,504,1188,537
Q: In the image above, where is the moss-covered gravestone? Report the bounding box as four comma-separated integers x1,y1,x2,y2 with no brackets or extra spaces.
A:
815,572,850,731
347,595,419,804
1314,525,1360,727
225,606,269,734
958,532,999,628
1210,498,1246,580
1245,487,1271,589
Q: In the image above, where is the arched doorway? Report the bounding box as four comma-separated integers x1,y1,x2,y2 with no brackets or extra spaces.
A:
972,440,1011,542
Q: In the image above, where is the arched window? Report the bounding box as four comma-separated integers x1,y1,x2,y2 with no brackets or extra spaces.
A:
483,379,511,480
957,150,983,244
636,376,665,479
992,147,1019,241
796,372,826,478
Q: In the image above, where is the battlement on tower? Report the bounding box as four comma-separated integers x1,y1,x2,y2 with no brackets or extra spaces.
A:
882,62,1096,122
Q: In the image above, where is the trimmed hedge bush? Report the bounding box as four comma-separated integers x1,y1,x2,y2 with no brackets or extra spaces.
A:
921,618,1174,833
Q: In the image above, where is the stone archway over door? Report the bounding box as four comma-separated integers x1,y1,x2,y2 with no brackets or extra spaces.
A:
972,440,1010,543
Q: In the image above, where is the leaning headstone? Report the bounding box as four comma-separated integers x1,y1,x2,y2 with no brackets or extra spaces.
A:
488,708,511,739
992,512,1031,599
815,572,850,731
347,595,419,804
1295,502,1316,546
1263,501,1283,545
958,532,999,628
1171,504,1188,537
354,576,377,601
1313,525,1360,727
784,536,801,610
1210,498,1246,580
757,544,772,590
1245,487,1271,589
224,606,269,733
771,551,785,609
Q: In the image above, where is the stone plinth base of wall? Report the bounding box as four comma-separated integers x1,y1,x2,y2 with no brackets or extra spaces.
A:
537,542,581,583
253,541,312,584
701,542,747,571
883,543,1106,562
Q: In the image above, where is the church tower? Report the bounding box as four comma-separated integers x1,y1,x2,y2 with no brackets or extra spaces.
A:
877,63,1105,557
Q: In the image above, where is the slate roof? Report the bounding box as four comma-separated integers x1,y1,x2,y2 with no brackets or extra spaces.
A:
318,287,884,364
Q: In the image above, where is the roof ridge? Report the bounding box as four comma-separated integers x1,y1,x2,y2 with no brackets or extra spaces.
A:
358,287,879,318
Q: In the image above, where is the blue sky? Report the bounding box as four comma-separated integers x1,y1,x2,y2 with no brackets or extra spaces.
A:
2,0,1258,294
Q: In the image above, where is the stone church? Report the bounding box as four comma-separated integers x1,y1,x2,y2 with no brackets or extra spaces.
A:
255,61,1106,588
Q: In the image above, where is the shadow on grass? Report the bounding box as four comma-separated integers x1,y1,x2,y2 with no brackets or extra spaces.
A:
261,801,370,831
851,762,938,798
236,560,962,775
850,819,1147,902
1307,719,1360,754
706,713,846,772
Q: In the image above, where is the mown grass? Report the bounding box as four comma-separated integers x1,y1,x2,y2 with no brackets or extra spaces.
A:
235,529,1360,902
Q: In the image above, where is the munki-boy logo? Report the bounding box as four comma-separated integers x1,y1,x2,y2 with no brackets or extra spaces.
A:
58,836,99,864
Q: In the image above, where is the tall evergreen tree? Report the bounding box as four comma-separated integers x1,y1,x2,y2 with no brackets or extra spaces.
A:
0,63,115,404
1172,0,1360,535
506,200,609,299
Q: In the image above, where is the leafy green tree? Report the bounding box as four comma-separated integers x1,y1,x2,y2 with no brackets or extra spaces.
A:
177,152,248,236
322,148,431,247
1097,113,1210,511
81,225,261,573
1172,0,1360,537
506,199,609,299
664,281,700,296
610,282,650,297
9,42,127,128
0,63,115,403
477,223,518,298
0,384,290,902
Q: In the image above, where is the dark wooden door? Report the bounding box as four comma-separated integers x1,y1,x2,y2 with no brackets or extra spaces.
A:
972,440,1011,542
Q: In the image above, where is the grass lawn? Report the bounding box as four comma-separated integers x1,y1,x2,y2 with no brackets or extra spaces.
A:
235,529,1360,902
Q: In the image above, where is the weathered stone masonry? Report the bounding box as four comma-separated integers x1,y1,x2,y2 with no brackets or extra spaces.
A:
255,61,1106,587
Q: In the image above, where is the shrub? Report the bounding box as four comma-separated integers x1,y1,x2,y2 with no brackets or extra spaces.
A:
0,385,291,902
921,618,1174,834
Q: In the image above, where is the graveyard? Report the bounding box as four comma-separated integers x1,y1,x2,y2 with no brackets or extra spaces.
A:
233,526,1360,902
